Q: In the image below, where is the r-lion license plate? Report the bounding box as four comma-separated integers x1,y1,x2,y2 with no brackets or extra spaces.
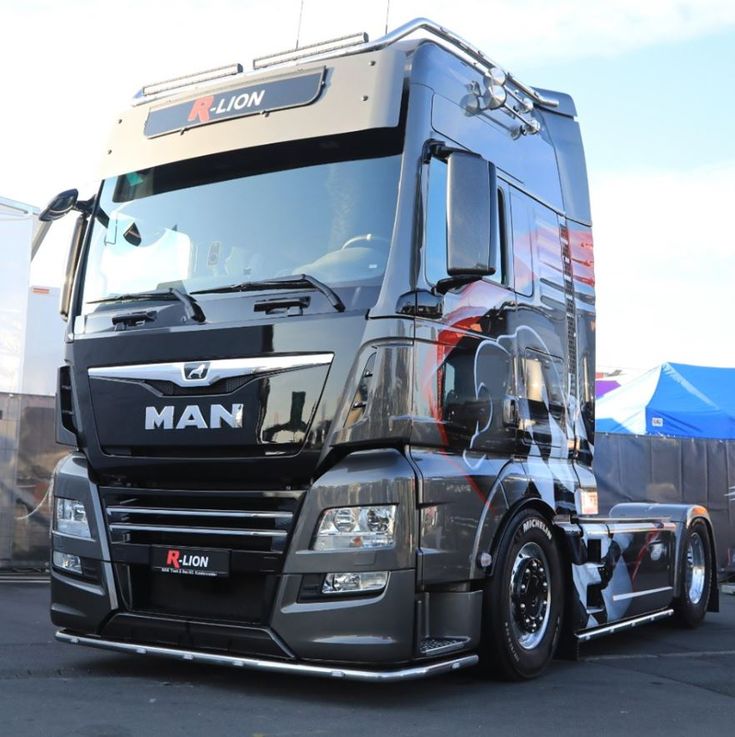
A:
151,546,230,578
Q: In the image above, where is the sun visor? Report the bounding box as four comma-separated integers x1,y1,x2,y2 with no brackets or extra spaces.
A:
100,48,405,179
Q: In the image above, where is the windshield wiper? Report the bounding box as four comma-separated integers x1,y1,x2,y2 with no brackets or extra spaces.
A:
89,287,206,323
191,274,345,313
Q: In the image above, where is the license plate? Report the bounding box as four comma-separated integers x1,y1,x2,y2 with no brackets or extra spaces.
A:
151,546,230,578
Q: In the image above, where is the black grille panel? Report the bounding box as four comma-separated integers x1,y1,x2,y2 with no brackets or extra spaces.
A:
119,565,277,624
145,375,253,396
101,486,303,625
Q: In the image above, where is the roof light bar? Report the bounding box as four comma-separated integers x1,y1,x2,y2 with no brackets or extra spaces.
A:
249,17,557,113
136,63,244,101
253,31,368,70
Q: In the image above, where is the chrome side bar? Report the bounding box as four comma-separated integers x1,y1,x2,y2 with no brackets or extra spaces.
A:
55,630,478,682
576,609,674,642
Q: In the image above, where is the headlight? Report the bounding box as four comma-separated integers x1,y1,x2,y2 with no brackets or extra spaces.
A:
55,498,91,539
312,505,396,551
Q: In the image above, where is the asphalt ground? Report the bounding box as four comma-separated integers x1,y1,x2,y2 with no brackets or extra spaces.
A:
1,582,734,737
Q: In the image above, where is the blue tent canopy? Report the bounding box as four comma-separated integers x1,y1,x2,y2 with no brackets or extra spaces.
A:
595,363,735,439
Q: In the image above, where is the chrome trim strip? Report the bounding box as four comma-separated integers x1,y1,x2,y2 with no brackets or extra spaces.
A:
604,521,677,535
89,353,333,388
576,609,674,642
108,523,287,537
55,630,478,682
106,506,292,520
612,586,673,602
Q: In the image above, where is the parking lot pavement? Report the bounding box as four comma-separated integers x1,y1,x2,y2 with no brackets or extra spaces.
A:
1,582,734,737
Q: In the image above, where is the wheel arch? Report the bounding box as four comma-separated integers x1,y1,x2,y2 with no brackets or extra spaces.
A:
689,514,719,613
485,495,557,580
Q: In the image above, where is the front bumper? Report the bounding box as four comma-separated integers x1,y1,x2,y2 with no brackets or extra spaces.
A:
55,629,478,682
50,450,431,667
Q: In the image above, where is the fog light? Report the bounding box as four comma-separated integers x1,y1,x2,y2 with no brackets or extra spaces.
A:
55,498,91,539
52,551,83,575
322,571,388,595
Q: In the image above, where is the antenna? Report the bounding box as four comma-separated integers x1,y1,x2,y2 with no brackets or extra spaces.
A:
296,0,305,49
384,0,391,35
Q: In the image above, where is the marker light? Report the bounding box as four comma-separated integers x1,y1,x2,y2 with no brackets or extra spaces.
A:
312,505,396,551
577,488,599,516
55,498,91,539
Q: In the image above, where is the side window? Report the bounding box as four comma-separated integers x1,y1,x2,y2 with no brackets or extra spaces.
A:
521,349,566,447
492,188,507,286
424,156,508,286
510,191,534,296
425,157,448,285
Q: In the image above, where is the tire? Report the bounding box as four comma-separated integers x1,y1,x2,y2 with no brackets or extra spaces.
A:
479,509,563,680
673,519,713,628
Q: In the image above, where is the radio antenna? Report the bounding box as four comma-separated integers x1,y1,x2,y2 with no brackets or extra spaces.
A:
295,0,305,49
384,0,391,35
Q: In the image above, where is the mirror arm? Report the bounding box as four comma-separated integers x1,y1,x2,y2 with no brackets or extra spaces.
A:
434,274,484,295
74,197,95,217
423,140,465,164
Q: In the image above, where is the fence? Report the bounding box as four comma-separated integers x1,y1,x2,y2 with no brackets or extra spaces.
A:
595,433,735,574
0,393,66,569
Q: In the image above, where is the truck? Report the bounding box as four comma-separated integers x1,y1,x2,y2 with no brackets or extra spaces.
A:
43,18,718,682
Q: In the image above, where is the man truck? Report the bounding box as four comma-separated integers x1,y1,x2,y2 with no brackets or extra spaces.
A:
43,18,717,681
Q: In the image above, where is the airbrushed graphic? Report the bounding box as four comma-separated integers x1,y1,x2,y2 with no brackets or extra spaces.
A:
50,23,715,680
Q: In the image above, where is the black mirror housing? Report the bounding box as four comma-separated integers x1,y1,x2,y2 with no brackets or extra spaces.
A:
446,152,498,278
39,189,79,222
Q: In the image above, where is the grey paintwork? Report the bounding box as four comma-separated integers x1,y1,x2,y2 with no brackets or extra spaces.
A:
100,49,405,179
48,23,713,677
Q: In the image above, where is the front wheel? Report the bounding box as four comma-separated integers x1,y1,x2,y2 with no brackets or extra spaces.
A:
673,519,713,628
479,509,563,680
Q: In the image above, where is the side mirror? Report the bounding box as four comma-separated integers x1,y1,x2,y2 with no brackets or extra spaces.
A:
39,189,79,222
446,152,498,279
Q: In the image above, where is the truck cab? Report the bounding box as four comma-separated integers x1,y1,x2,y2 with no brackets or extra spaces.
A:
48,18,717,681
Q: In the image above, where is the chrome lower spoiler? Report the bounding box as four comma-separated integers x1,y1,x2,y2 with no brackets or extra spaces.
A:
55,629,478,682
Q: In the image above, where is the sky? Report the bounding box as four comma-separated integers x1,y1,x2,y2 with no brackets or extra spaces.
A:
1,0,734,371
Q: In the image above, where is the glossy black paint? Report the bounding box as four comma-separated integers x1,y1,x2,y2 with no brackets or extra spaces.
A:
51,36,701,670
67,311,375,486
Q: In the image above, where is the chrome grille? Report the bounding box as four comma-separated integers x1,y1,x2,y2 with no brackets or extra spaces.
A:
100,487,302,555
100,487,304,624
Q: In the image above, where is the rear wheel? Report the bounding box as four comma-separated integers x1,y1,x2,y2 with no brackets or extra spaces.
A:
674,519,713,628
479,509,563,680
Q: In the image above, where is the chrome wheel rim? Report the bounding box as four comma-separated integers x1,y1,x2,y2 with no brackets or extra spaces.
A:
685,532,706,605
509,542,551,650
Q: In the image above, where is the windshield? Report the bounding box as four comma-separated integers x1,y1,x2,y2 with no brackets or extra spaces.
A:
79,133,402,314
